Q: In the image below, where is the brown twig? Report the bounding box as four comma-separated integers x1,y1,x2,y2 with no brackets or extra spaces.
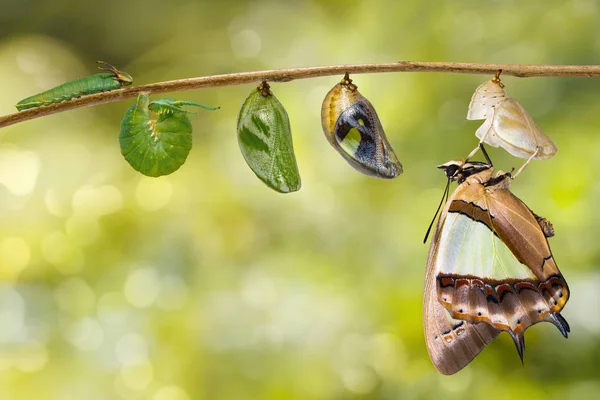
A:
2,61,600,130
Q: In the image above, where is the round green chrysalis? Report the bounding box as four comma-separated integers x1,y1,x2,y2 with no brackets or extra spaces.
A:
119,94,204,177
237,82,301,193
321,73,403,179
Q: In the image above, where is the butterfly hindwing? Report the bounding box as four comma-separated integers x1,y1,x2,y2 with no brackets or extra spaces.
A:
424,219,501,375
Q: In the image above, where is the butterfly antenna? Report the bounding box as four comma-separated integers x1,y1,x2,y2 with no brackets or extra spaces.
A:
423,177,451,244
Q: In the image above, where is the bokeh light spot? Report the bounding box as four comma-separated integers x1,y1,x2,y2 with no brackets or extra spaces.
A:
135,177,173,212
368,333,406,378
120,362,154,391
156,276,189,311
0,237,31,280
116,333,149,366
230,29,262,59
124,268,161,308
153,385,190,400
97,292,130,325
0,147,40,196
0,286,25,342
65,317,104,351
41,231,84,274
12,342,48,373
341,366,377,395
65,215,101,246
72,184,124,217
54,277,96,316
44,188,71,217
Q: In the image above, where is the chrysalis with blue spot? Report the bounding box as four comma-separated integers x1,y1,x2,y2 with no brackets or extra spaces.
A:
237,82,301,193
321,73,402,179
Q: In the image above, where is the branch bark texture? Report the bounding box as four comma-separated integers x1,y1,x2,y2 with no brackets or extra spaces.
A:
2,61,600,130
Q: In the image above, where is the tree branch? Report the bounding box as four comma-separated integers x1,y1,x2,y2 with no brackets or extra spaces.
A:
2,60,600,130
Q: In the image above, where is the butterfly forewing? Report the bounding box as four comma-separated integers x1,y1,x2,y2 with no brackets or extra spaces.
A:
424,213,501,375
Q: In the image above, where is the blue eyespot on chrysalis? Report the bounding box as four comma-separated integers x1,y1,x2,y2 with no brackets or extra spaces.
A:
237,81,301,193
321,73,402,179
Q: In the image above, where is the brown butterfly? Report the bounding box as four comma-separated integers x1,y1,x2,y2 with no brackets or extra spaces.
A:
423,158,569,375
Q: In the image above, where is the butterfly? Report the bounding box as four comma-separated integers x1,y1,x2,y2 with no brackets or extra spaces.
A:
423,157,570,375
321,73,403,179
465,70,557,178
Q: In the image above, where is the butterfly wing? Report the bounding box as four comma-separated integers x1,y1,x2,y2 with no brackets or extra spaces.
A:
424,171,569,374
424,207,500,375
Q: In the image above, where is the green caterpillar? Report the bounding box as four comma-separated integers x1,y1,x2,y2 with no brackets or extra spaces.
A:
16,61,133,111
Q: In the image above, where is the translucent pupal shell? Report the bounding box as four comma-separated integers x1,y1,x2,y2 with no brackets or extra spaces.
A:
475,98,557,159
321,75,402,179
237,83,301,193
467,77,557,160
466,79,507,120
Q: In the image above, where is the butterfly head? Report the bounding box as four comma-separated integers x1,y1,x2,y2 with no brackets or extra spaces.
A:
437,160,492,184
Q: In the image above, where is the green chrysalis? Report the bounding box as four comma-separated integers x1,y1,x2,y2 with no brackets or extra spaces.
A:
119,94,219,177
16,61,133,111
237,82,301,193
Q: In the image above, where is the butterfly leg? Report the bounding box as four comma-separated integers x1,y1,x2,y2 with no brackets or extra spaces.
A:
463,145,480,164
464,119,495,164
511,148,540,180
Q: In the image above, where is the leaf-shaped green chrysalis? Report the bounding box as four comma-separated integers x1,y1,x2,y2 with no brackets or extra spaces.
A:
119,94,218,177
237,82,301,193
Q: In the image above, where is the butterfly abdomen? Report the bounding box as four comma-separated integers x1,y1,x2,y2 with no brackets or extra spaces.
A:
16,72,124,111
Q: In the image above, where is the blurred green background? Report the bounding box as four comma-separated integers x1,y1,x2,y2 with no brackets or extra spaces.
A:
0,1,599,399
